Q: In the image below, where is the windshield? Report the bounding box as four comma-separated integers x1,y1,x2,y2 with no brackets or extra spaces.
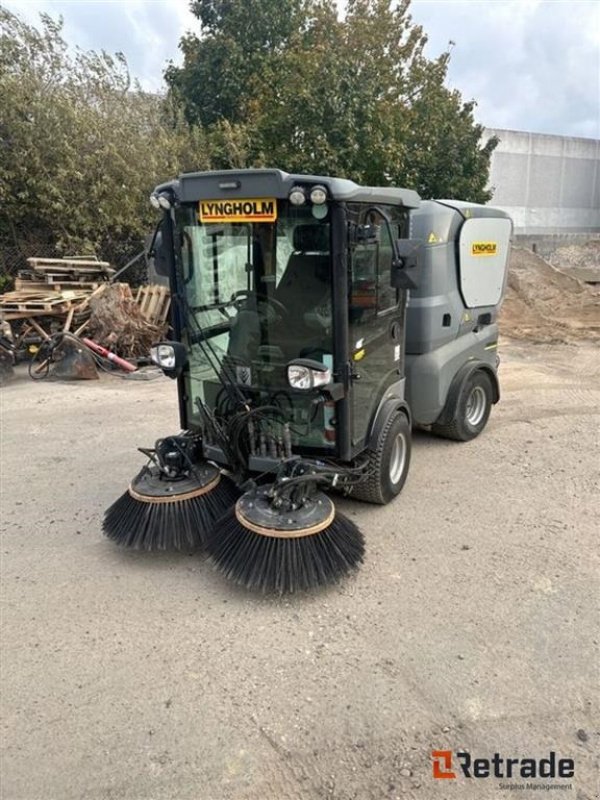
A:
175,201,334,448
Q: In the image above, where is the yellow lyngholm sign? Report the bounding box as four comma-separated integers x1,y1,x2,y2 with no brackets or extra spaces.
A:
471,241,498,256
199,198,277,224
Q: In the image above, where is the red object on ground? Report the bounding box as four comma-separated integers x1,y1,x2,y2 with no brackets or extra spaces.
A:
82,338,137,372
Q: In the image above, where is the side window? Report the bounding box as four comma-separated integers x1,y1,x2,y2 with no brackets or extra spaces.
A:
350,241,377,323
349,207,397,325
376,218,396,312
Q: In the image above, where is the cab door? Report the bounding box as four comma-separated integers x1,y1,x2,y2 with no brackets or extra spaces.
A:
348,207,406,450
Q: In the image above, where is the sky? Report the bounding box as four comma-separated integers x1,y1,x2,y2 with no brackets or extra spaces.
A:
4,0,600,139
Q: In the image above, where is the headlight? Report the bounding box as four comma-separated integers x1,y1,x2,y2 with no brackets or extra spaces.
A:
157,194,172,210
289,186,307,206
149,193,161,209
309,185,327,205
151,343,176,369
287,362,331,390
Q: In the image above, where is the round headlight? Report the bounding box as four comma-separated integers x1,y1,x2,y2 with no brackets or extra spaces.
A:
157,194,172,210
287,363,331,390
289,187,306,206
151,343,176,369
149,194,161,209
288,364,312,389
309,185,327,205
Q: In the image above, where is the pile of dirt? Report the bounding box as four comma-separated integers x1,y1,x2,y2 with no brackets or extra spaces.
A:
500,247,600,343
548,239,600,271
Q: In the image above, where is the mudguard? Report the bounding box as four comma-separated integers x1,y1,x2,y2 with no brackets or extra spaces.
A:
367,395,412,450
434,360,500,427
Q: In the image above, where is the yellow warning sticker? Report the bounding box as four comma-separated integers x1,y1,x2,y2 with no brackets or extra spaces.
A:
471,241,497,256
199,198,277,224
428,232,441,244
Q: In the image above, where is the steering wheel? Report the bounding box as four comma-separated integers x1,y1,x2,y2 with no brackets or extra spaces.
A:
231,290,288,317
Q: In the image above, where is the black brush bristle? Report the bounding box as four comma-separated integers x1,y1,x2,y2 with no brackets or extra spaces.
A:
103,477,239,551
205,507,365,593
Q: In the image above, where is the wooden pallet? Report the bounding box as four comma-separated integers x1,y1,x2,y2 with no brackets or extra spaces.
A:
42,272,106,284
27,257,114,274
0,291,69,312
14,277,103,293
135,284,170,325
0,287,89,312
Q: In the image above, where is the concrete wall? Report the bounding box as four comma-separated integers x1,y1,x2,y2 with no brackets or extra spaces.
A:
483,128,600,237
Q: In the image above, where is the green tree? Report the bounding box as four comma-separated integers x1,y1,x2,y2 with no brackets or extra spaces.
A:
166,0,496,201
0,7,205,272
165,0,306,127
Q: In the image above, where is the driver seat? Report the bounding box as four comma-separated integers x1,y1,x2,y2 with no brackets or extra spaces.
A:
274,224,331,318
272,225,332,358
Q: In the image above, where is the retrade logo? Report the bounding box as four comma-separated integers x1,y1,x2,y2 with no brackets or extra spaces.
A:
431,750,456,779
431,750,575,781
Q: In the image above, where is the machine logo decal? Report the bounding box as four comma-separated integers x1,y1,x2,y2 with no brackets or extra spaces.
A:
471,241,498,256
236,365,252,386
199,198,277,223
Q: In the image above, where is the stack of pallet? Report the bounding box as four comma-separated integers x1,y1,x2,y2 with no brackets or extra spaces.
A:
0,257,171,357
0,258,115,346
16,257,114,293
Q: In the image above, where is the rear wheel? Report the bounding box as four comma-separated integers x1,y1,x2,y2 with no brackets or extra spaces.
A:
351,411,411,505
432,370,493,441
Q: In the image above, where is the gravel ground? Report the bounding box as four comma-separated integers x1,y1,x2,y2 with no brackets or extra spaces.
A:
1,340,598,800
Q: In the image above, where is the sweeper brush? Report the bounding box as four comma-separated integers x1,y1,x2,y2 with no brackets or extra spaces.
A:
102,436,239,551
205,484,364,593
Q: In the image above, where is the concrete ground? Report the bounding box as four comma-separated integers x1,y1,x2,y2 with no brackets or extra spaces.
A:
1,340,598,800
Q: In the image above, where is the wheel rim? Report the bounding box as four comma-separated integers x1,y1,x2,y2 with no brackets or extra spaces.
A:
465,385,487,427
389,432,407,485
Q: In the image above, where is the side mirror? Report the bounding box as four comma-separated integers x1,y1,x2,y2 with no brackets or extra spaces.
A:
150,223,171,277
150,341,188,379
391,239,422,289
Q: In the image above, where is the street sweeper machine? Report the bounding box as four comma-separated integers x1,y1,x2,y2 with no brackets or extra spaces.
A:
103,169,512,593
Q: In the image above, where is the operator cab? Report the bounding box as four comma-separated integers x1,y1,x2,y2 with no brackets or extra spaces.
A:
151,169,420,465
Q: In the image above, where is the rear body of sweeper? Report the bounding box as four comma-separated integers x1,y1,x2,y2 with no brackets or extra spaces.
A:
404,200,512,441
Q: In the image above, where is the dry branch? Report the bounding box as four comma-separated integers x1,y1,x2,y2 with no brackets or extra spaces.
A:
87,283,167,358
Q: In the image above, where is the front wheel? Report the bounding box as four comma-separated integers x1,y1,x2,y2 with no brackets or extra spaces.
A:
432,370,493,441
350,411,411,505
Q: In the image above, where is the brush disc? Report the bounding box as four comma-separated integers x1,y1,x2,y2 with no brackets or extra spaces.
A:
103,463,239,551
205,487,365,593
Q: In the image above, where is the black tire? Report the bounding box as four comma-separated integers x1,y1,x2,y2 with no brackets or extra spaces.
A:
351,411,411,505
432,370,493,442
